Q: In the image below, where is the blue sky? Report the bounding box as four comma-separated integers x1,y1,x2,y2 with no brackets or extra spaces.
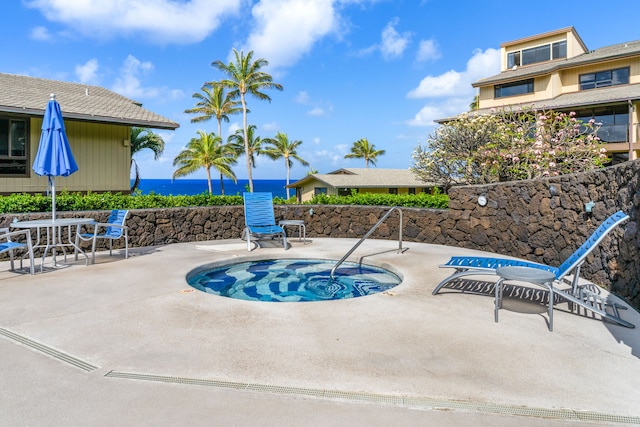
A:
3,1,640,181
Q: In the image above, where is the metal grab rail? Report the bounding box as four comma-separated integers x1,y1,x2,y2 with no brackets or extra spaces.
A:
330,206,403,279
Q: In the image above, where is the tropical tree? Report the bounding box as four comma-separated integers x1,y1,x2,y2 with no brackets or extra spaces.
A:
184,82,242,194
411,107,607,189
344,138,386,168
263,132,309,199
227,125,266,173
172,130,237,194
130,127,165,193
212,49,283,192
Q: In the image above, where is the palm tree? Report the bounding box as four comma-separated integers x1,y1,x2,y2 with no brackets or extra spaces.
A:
172,130,237,194
130,127,165,193
469,94,479,111
344,138,386,168
184,82,242,194
263,132,309,199
212,49,283,192
227,125,266,173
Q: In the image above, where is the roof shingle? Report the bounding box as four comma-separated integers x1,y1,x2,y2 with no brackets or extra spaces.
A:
0,73,179,129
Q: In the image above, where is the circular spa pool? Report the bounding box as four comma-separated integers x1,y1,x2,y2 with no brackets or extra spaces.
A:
186,259,402,302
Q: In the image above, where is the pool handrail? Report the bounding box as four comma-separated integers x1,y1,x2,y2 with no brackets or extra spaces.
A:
329,206,403,280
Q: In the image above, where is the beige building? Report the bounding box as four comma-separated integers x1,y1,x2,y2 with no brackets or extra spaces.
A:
472,27,640,163
0,73,178,195
287,168,436,203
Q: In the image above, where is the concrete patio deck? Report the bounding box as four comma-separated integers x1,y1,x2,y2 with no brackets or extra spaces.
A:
0,238,639,426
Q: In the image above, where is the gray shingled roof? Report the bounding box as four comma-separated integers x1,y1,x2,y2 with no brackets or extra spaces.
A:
0,73,179,129
288,168,434,188
470,83,640,117
473,39,640,87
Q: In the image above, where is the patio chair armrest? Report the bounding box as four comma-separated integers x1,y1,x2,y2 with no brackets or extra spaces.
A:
92,222,128,231
0,228,32,243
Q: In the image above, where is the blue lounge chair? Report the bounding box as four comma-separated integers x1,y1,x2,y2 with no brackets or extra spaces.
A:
243,192,287,251
0,228,35,275
433,210,634,328
75,210,129,263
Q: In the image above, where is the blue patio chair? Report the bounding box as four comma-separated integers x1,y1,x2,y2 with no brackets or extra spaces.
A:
0,228,35,275
433,210,634,328
243,192,288,251
75,210,129,263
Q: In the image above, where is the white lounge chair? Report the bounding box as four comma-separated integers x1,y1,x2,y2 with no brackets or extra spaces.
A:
433,210,634,328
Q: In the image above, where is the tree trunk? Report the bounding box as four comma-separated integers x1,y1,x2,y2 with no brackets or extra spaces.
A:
241,93,253,192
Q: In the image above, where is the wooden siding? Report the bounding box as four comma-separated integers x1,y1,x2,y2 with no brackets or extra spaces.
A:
559,58,640,92
0,118,130,194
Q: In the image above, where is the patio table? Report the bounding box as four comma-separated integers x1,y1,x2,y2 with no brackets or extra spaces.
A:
12,218,94,271
495,266,556,331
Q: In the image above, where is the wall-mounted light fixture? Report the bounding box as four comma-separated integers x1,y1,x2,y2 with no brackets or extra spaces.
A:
123,139,130,147
477,194,488,206
585,201,595,213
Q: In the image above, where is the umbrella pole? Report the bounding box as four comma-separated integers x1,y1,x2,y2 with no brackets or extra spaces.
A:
50,176,57,266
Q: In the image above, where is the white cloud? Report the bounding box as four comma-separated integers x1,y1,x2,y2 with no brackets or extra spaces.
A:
407,48,499,98
406,98,470,127
380,18,411,60
24,0,241,44
405,48,500,127
294,91,311,104
245,0,338,70
358,17,411,60
308,107,325,116
416,38,440,62
75,58,99,84
30,26,51,41
111,55,158,99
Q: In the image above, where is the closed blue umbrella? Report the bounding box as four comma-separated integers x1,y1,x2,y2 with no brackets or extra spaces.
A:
33,93,78,221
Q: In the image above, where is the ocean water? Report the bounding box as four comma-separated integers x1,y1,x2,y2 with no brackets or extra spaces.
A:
134,179,291,198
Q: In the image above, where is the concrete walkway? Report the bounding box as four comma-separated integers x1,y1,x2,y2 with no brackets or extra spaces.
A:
1,238,639,426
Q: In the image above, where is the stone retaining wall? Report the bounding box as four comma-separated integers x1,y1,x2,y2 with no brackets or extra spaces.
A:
2,160,639,307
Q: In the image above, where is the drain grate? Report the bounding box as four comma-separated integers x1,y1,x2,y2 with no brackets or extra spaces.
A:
0,327,98,372
104,370,640,424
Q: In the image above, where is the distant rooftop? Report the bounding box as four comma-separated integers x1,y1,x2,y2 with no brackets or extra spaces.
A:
0,73,179,130
288,168,434,188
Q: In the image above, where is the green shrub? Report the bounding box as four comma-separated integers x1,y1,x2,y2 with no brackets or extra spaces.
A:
306,192,448,208
0,191,448,214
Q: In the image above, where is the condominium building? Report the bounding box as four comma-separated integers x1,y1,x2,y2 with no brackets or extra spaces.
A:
472,27,639,163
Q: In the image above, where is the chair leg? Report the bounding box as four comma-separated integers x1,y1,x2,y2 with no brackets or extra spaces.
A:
91,237,97,264
495,278,505,323
124,232,128,259
8,250,15,271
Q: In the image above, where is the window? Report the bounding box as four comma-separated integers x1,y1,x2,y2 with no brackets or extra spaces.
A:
580,67,629,90
575,105,629,143
507,40,566,69
337,187,352,196
388,188,398,195
408,188,416,195
507,51,521,68
552,40,566,60
522,44,550,65
0,117,28,176
494,79,534,98
313,187,327,196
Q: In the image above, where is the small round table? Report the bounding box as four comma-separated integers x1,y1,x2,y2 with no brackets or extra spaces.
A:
495,266,556,331
278,220,306,244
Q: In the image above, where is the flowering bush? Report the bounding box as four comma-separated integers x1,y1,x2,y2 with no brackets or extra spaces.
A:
411,106,608,188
